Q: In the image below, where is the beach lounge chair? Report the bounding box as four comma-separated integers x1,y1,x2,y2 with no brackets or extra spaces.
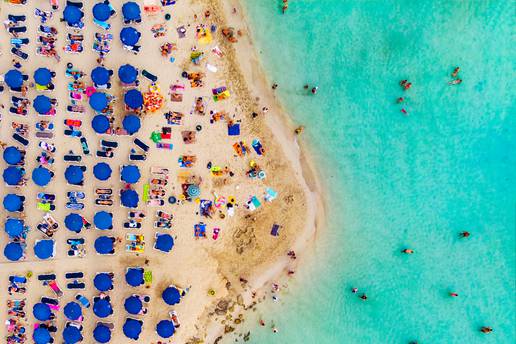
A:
271,224,281,237
133,138,149,152
75,294,90,308
80,137,90,155
47,280,63,297
65,272,83,279
67,281,85,289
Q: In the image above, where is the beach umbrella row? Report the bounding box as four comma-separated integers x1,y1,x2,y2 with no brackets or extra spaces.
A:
5,218,23,237
124,295,143,315
162,286,181,305
123,114,141,134
64,301,82,321
4,69,26,89
93,2,112,22
3,166,23,185
93,298,113,318
63,4,84,26
32,166,53,187
65,213,83,233
4,242,23,261
120,27,141,46
123,318,143,340
121,165,140,184
156,319,175,338
33,327,52,344
93,323,111,343
34,239,55,260
92,114,110,134
125,268,144,287
33,302,51,321
122,1,141,22
124,89,143,109
33,95,52,115
64,165,84,185
63,325,82,344
155,233,174,253
34,67,53,86
91,66,112,86
93,162,112,181
89,92,109,112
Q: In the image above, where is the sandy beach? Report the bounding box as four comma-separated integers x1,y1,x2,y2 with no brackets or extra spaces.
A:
0,0,321,343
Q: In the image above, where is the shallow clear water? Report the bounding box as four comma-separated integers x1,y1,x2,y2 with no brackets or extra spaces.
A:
234,1,516,343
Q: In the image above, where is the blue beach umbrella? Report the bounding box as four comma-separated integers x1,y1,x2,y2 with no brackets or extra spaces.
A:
3,146,22,165
91,66,111,86
123,318,143,340
162,286,181,305
120,189,139,208
5,218,23,237
124,296,143,315
34,68,52,86
3,194,23,212
4,242,23,261
64,165,84,185
125,268,144,287
33,95,52,115
91,115,110,134
3,166,22,186
64,301,82,321
156,320,175,338
32,166,52,186
120,27,140,46
93,2,111,22
155,234,174,253
4,69,23,89
33,302,51,321
118,64,138,84
124,89,143,109
33,327,52,344
94,211,113,230
121,165,140,184
95,236,114,255
34,240,54,260
63,5,83,25
89,92,109,111
93,298,112,318
122,114,141,134
93,162,112,181
65,213,83,233
93,323,112,343
94,273,113,292
122,2,141,21
63,325,83,344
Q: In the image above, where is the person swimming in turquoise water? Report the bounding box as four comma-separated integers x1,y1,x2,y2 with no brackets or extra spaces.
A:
480,326,493,334
401,248,414,254
460,231,470,238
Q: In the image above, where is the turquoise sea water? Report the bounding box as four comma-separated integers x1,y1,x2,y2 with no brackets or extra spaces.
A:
235,1,516,343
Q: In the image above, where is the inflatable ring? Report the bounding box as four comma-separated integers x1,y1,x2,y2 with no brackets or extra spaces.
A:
258,171,266,179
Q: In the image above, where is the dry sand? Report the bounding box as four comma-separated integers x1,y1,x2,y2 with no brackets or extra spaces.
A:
0,0,322,343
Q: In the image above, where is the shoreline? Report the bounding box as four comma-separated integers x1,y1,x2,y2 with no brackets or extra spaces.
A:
199,0,326,342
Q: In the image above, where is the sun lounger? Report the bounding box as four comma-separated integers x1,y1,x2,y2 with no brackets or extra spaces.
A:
65,272,84,279
156,142,173,150
76,294,90,308
133,138,149,152
64,153,81,162
47,280,63,297
36,131,54,139
126,244,145,253
12,133,29,146
124,220,141,229
67,281,85,289
80,137,90,155
41,297,58,306
101,140,118,148
151,167,169,175
66,202,84,210
95,199,113,206
38,274,56,281
64,129,82,137
142,69,158,82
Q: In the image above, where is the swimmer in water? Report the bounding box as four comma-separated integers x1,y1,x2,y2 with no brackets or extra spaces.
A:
397,97,404,103
451,67,460,78
449,79,462,85
402,249,414,254
404,82,412,90
311,86,318,94
400,80,407,87
460,231,470,238
360,294,368,300
449,292,459,297
480,326,493,334
352,288,358,293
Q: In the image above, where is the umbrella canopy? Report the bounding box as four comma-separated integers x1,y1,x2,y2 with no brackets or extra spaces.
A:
122,2,141,21
93,298,112,318
34,67,52,86
121,165,140,184
187,184,200,198
3,166,22,185
118,64,138,84
123,318,142,340
94,273,113,292
33,95,52,115
120,27,140,46
124,89,143,109
34,240,54,260
4,242,23,261
95,236,114,255
156,320,175,338
125,268,144,287
93,162,112,181
94,211,113,230
64,301,82,321
64,165,84,185
91,66,111,86
89,92,109,111
120,189,139,208
33,302,51,321
5,218,23,237
63,326,82,344
5,69,24,88
32,167,52,187
162,286,181,305
64,213,83,232
3,194,23,212
155,234,174,253
124,296,143,315
3,146,22,165
122,114,141,134
93,2,111,21
93,323,111,343
92,115,110,134
33,327,52,344
63,5,83,25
